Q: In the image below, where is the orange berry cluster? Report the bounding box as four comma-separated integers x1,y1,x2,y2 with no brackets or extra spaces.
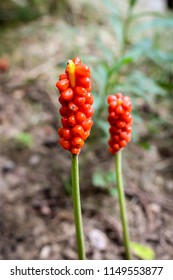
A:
107,93,133,154
56,57,94,155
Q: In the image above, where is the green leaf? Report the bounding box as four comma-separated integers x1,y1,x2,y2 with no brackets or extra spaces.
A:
92,170,106,188
109,15,123,48
16,132,33,148
132,17,173,34
109,56,134,76
92,169,116,191
114,70,166,104
103,0,120,16
131,242,155,260
129,0,137,7
96,120,109,137
92,62,109,95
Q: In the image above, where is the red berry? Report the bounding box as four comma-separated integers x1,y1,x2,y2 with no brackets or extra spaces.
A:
85,92,94,105
56,79,69,92
75,111,86,124
62,128,71,140
71,125,84,137
61,88,74,101
59,139,70,150
74,86,87,97
81,119,93,131
77,77,91,88
59,96,67,106
109,100,118,112
73,96,86,106
116,93,123,99
70,147,81,155
107,95,117,104
75,65,90,77
81,131,90,140
59,73,68,80
71,137,84,149
68,115,76,126
119,140,127,148
81,104,94,118
59,106,69,117
68,102,79,113
58,128,63,138
115,105,124,114
73,57,81,65
61,117,69,128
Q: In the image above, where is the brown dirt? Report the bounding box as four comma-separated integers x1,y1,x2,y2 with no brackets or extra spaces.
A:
0,73,173,260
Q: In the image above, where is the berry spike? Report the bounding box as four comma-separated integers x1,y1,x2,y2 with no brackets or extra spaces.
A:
107,93,133,154
56,57,94,155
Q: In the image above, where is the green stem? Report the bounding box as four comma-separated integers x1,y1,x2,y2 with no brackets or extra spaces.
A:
115,151,131,260
71,154,86,260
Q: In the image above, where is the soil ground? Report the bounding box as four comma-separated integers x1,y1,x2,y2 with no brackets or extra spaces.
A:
0,74,173,260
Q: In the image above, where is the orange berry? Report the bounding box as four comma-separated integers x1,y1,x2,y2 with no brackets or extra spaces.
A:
77,77,91,88
70,147,81,155
59,73,68,80
73,96,86,106
80,104,94,118
58,128,63,138
68,102,79,113
74,86,87,97
73,57,81,65
62,128,71,140
115,105,124,114
85,92,94,105
71,125,84,137
75,65,90,77
56,79,69,92
81,131,90,140
59,139,70,150
81,119,93,131
61,88,74,101
68,115,76,126
107,95,117,104
75,111,86,124
119,140,127,148
71,137,84,149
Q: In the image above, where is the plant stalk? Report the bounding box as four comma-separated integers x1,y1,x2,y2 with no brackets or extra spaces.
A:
71,154,86,260
115,151,131,260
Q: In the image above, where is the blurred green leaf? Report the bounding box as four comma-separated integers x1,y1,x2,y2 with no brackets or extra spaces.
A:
92,170,106,188
132,17,173,34
96,120,109,137
92,169,116,196
16,132,33,148
131,242,155,260
109,15,123,49
109,56,134,76
114,71,166,104
129,0,137,7
103,0,120,16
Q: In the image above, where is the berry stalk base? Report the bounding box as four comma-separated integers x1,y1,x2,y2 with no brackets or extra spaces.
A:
115,151,131,260
71,154,86,260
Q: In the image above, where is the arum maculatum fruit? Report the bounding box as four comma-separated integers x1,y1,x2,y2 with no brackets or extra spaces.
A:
56,57,94,155
107,93,133,154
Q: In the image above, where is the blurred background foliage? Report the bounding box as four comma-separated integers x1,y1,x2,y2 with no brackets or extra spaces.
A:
0,0,173,189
